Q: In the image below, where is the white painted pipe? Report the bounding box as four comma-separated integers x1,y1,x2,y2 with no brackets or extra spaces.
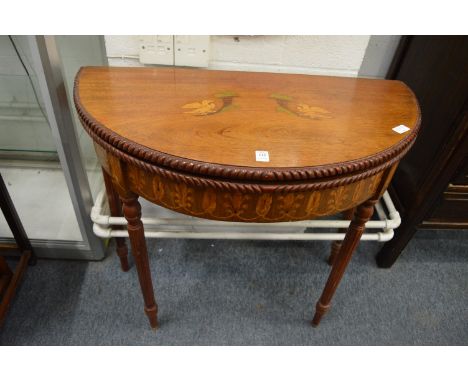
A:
374,202,386,221
92,223,394,241
91,187,400,242
382,191,401,227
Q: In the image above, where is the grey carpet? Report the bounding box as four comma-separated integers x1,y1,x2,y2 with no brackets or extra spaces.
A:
1,230,467,345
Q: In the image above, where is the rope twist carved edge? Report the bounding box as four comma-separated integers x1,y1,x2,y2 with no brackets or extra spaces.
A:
80,112,414,194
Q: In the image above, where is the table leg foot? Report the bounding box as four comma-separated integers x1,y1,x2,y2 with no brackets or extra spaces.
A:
145,305,159,330
121,193,159,330
312,200,375,326
311,301,330,327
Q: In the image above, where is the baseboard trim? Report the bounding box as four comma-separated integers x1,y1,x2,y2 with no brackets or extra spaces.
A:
0,238,107,261
208,61,358,77
106,56,359,78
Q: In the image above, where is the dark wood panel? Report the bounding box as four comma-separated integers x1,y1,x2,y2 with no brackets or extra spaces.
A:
420,220,468,229
451,157,468,185
376,36,468,268
430,197,468,220
389,36,468,208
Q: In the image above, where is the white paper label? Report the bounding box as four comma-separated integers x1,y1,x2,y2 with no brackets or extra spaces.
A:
255,150,270,162
392,125,410,134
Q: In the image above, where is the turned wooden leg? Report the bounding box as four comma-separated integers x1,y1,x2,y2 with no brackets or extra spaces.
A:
328,208,355,266
102,169,130,272
312,199,377,327
120,193,159,329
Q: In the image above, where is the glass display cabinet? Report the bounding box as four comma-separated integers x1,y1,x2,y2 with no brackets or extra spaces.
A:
0,36,106,260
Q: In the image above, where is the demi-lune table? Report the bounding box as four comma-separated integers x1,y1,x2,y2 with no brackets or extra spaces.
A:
74,67,420,329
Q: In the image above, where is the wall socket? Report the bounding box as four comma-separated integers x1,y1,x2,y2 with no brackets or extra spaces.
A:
138,35,209,67
174,35,210,67
139,35,174,65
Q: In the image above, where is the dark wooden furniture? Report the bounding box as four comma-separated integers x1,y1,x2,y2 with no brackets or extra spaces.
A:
74,66,420,329
0,173,35,326
376,36,468,268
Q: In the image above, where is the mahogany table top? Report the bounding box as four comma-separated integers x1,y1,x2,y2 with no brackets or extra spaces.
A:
74,67,420,181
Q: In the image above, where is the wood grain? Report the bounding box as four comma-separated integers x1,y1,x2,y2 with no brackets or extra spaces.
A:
312,198,378,326
120,192,159,329
75,66,420,173
328,208,355,266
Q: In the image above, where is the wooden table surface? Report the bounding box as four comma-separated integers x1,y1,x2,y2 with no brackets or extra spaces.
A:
75,67,419,170
74,67,421,330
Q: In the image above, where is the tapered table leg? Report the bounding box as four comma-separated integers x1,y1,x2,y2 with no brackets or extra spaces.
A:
312,199,377,327
120,193,159,329
102,169,129,272
327,208,355,266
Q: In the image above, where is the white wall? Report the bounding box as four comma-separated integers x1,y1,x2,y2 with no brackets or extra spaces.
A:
104,35,371,77
56,35,107,169
359,35,401,78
